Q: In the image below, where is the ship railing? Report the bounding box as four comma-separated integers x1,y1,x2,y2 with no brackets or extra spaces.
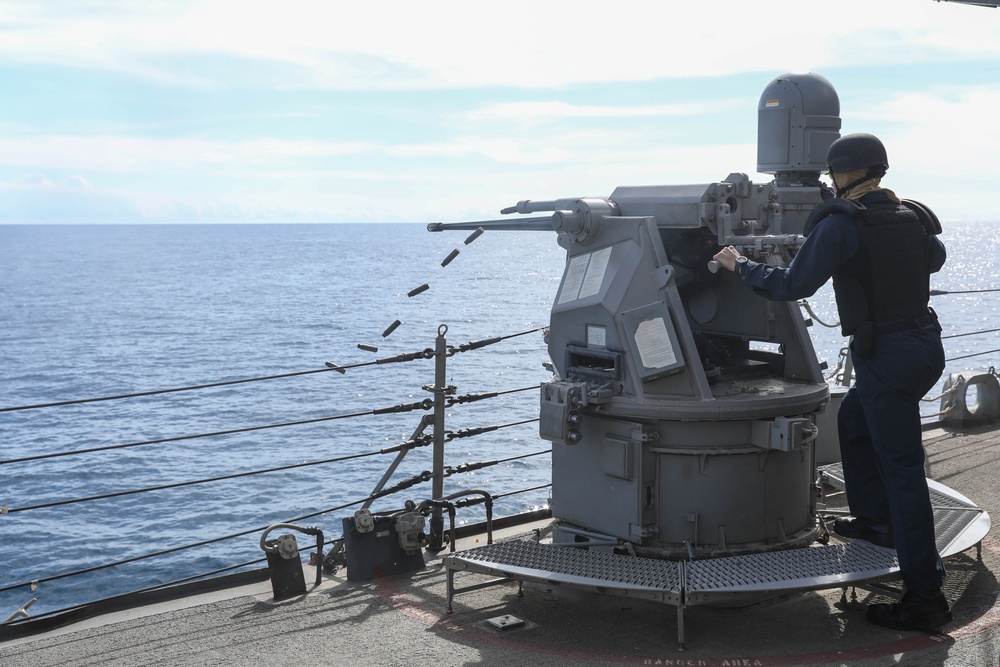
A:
0,324,552,634
798,293,1000,422
4,294,998,633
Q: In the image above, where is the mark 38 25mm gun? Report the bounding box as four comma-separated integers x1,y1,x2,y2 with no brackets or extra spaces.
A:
430,72,841,557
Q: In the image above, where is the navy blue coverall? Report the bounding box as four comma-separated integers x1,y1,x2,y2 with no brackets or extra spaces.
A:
736,191,947,593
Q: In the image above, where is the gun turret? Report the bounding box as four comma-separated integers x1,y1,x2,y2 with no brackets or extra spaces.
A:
430,73,841,559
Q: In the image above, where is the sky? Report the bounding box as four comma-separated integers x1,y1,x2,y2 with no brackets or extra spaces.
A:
0,0,999,224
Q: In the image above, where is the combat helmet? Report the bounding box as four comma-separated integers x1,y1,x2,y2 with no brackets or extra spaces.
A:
826,133,888,175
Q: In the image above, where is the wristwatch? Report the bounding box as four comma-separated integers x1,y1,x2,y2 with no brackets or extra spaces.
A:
735,256,748,275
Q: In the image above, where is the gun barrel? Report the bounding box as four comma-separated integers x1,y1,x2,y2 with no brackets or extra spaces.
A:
427,215,557,233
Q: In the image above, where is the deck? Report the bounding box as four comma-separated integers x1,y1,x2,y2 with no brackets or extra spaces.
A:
2,423,1000,667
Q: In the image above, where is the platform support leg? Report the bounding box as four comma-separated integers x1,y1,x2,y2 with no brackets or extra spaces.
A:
677,605,685,651
446,568,454,613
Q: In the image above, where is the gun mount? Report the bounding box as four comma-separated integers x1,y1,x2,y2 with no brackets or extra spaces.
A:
429,73,840,558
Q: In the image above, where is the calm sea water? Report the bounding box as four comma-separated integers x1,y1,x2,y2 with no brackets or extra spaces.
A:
1,220,998,618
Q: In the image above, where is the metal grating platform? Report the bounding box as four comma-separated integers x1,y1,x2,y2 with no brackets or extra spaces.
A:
818,463,990,557
444,473,990,648
818,461,846,488
684,541,897,604
444,540,682,604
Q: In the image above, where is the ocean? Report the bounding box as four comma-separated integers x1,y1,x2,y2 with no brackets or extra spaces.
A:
1,220,998,619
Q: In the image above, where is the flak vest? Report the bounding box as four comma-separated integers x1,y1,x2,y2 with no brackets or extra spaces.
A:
805,196,940,352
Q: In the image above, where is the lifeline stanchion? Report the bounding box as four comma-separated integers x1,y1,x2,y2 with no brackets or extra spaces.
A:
428,324,451,551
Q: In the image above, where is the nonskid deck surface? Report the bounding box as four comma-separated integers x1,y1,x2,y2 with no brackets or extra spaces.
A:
3,533,997,667
2,425,1000,667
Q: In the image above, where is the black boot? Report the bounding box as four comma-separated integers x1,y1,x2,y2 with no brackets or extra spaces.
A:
833,517,895,548
867,590,952,631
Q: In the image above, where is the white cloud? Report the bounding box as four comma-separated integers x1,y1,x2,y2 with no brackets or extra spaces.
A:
468,101,722,123
1,1,998,90
14,173,54,187
386,137,573,165
64,174,94,188
0,175,140,222
1,1,998,223
852,85,1000,179
0,136,372,172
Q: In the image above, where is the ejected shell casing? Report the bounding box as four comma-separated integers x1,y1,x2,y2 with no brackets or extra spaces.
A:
464,227,485,245
382,319,402,338
407,283,430,297
441,249,460,267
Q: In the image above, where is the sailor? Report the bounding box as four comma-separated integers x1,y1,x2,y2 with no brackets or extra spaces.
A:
712,133,950,631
